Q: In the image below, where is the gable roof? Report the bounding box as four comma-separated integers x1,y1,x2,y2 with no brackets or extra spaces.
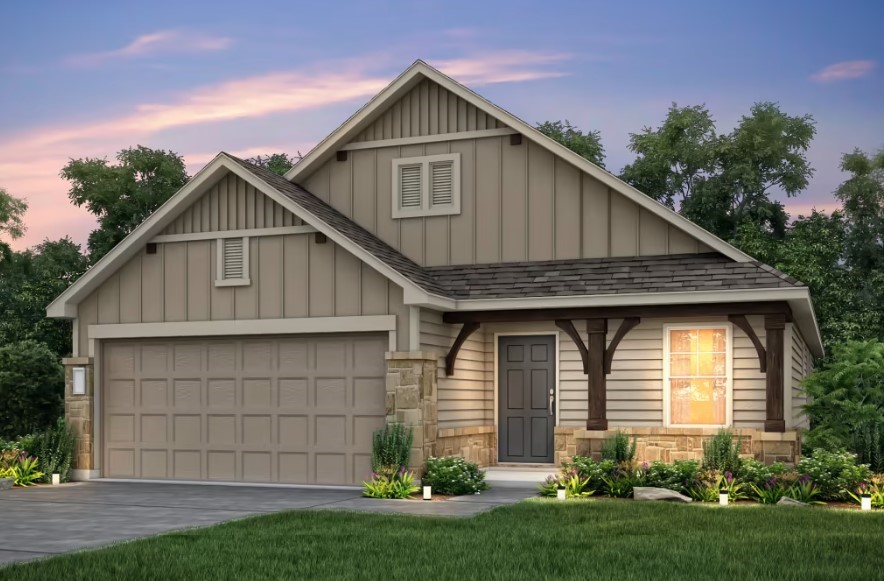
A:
284,60,754,264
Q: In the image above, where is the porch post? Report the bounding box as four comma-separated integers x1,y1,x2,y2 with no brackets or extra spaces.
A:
586,318,608,430
764,314,786,432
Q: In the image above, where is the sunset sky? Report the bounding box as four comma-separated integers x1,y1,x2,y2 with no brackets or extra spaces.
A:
1,0,882,250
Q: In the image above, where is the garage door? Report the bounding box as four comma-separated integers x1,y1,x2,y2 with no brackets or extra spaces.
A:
102,334,387,485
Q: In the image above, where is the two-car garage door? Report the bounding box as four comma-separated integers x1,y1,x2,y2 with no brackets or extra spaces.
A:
101,334,387,485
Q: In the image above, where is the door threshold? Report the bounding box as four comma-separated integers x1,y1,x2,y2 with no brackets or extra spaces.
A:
495,463,556,470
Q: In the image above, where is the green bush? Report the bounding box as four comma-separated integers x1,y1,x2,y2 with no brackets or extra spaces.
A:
362,466,419,499
370,423,413,472
562,456,616,493
795,449,872,500
537,471,593,498
0,450,44,486
601,430,636,463
422,456,488,495
0,340,64,440
737,458,787,489
702,429,743,474
32,418,76,482
643,460,701,494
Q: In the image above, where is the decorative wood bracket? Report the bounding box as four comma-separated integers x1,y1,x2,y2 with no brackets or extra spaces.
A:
445,322,480,376
728,315,767,372
604,317,640,374
555,320,589,373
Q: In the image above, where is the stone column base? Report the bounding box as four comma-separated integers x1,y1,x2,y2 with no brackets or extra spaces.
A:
555,427,801,466
385,352,438,473
436,426,497,467
63,357,95,472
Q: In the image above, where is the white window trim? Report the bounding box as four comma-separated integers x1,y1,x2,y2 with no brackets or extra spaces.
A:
391,152,461,219
662,322,734,429
215,236,250,287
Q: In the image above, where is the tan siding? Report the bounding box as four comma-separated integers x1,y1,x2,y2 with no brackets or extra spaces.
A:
161,173,300,235
76,235,408,354
791,326,811,429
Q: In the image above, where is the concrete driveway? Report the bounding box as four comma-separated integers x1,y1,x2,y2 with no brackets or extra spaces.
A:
0,481,534,565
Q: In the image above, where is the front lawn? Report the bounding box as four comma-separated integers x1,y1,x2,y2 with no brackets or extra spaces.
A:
2,499,882,580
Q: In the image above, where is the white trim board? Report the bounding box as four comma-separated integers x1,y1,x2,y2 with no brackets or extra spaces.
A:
151,225,316,244
341,127,517,151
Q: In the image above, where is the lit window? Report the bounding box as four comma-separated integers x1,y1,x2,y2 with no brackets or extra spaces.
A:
665,326,731,426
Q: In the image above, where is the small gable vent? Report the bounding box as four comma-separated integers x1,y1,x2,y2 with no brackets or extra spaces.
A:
399,164,423,209
430,160,454,206
216,237,250,286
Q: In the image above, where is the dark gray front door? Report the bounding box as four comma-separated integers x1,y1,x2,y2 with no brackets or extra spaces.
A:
498,335,555,463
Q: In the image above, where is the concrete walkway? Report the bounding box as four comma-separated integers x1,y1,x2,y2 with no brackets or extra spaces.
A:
0,481,535,565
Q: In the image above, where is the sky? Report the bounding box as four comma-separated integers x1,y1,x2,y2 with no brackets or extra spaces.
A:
1,0,882,250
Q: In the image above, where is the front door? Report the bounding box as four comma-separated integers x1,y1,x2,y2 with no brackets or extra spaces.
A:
498,335,555,463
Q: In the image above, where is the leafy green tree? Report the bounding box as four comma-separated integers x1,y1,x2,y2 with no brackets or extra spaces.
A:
0,187,28,261
0,339,64,439
246,153,300,176
0,238,87,358
835,149,884,272
61,146,188,263
536,121,605,167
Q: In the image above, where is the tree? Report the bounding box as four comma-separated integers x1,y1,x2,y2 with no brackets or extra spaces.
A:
0,187,28,261
835,149,884,273
61,146,188,262
0,238,88,358
536,121,605,167
0,339,64,439
246,153,300,176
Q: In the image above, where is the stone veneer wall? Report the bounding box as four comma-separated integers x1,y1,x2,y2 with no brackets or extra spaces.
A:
385,352,438,472
63,357,95,475
555,427,800,466
435,426,496,468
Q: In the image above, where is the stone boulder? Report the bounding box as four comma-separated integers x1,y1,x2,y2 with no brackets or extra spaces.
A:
776,497,809,507
634,487,693,503
0,478,12,491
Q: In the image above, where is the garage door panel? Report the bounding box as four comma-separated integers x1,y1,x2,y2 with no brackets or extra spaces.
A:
103,333,385,485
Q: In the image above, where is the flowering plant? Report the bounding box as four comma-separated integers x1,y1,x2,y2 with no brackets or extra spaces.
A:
422,456,488,495
0,452,44,486
362,466,420,499
751,477,788,504
537,470,593,498
785,474,824,504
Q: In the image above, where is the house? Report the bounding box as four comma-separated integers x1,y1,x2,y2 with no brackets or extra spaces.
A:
48,60,823,485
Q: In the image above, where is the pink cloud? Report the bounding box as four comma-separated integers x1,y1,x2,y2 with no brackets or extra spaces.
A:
810,60,876,83
66,29,232,67
0,52,573,250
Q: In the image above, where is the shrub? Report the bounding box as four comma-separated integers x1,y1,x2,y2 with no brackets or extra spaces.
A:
601,431,636,463
0,340,64,440
362,466,419,499
702,429,743,474
737,458,787,489
0,451,44,486
537,471,593,498
370,423,413,472
422,456,488,496
562,456,616,493
796,449,872,500
601,463,641,498
643,460,701,494
751,477,789,504
786,474,824,504
32,418,76,482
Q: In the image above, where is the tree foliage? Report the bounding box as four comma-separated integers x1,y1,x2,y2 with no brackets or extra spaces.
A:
0,339,65,439
536,121,605,167
61,146,188,262
246,153,300,176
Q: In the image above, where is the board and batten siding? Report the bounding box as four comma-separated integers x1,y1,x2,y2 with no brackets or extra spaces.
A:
423,315,774,431
75,235,410,355
162,173,302,236
301,135,712,268
791,326,812,429
350,78,506,143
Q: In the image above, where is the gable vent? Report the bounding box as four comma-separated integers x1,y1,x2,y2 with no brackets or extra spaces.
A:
222,237,245,279
430,160,454,206
399,164,423,209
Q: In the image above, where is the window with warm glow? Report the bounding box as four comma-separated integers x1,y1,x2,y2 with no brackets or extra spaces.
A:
666,326,730,426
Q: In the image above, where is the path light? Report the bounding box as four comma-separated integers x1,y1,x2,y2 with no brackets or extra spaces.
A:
557,484,566,501
51,473,60,486
423,481,432,501
861,493,872,511
719,489,728,506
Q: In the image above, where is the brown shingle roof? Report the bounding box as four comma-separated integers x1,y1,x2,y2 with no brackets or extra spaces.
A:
229,155,803,301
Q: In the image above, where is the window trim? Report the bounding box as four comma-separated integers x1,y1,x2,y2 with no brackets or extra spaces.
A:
215,236,251,287
391,153,461,218
662,322,734,429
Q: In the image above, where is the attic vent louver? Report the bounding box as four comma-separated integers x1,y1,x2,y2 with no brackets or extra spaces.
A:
399,164,423,209
430,160,454,206
215,237,250,287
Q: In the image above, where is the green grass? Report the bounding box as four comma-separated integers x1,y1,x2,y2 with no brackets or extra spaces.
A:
3,499,882,580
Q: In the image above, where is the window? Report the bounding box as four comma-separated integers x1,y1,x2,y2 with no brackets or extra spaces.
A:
392,153,461,218
215,237,250,287
664,325,732,427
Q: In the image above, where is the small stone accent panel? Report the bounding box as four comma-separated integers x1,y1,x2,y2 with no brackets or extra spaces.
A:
555,427,801,466
63,357,94,472
436,426,496,468
385,352,438,472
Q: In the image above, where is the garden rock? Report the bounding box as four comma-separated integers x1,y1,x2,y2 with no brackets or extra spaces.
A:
634,487,693,503
776,497,809,507
0,478,12,491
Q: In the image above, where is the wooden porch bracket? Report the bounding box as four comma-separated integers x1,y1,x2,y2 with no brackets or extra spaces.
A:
604,317,640,374
445,322,480,376
555,320,589,373
764,314,786,432
728,315,767,372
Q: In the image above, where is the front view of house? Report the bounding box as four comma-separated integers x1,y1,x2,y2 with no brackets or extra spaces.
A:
48,61,822,485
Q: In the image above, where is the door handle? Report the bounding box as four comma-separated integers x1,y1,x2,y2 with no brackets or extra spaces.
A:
548,394,555,416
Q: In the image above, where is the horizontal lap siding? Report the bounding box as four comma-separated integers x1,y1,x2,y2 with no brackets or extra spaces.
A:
77,236,410,354
731,316,767,429
791,327,811,429
420,309,490,429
